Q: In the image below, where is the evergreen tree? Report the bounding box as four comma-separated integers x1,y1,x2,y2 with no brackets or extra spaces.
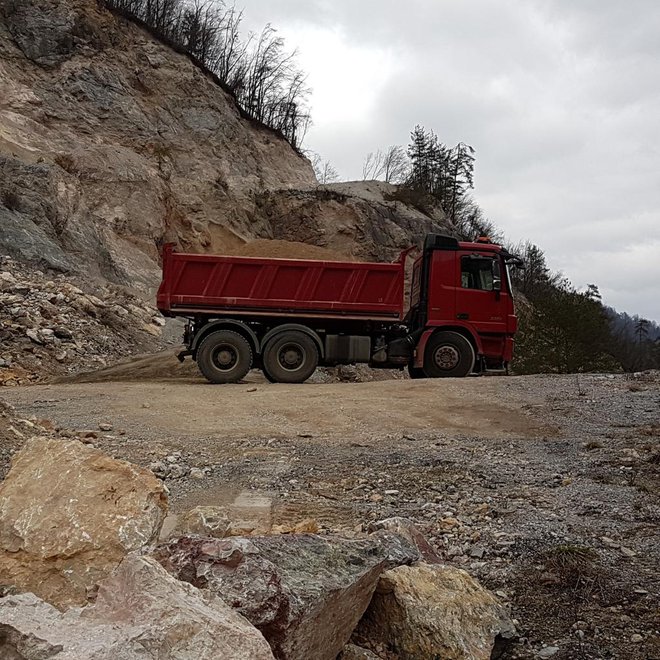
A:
447,142,475,224
407,126,434,193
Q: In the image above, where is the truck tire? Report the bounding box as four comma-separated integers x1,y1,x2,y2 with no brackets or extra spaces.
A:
423,331,475,378
197,330,253,384
407,365,427,379
262,330,319,384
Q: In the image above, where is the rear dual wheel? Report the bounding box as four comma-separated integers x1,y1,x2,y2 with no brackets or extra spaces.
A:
197,330,253,384
262,331,319,384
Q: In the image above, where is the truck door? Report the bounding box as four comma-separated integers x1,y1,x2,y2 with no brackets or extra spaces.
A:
427,249,458,323
456,252,509,334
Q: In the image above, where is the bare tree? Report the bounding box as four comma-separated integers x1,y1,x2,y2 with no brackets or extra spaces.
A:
103,0,310,150
310,153,339,184
381,145,409,183
362,150,384,180
362,146,409,183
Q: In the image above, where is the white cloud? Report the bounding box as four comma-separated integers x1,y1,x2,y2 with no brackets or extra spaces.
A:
242,0,660,321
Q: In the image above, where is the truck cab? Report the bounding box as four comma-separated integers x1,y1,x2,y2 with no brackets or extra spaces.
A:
407,234,518,377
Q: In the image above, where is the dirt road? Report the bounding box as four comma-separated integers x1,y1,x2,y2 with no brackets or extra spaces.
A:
2,366,659,659
25,377,545,443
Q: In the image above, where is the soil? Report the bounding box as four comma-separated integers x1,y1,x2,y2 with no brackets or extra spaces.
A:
227,239,355,261
1,367,659,659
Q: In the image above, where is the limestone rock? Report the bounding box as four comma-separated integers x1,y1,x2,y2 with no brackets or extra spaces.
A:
355,562,516,660
88,554,276,659
2,0,86,68
0,0,314,294
0,555,275,659
153,531,419,660
0,437,167,609
175,505,230,538
0,251,164,384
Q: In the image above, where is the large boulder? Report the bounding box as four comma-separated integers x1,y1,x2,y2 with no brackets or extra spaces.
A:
174,505,231,538
354,563,516,660
339,644,384,660
0,554,275,659
153,531,419,660
0,437,167,609
367,517,443,564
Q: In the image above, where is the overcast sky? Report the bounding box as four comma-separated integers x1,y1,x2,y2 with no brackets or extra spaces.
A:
243,0,660,322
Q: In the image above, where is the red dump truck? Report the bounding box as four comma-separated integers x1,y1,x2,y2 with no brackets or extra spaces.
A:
157,234,520,383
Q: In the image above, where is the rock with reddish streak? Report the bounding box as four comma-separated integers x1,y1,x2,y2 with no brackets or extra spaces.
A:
368,517,443,563
0,555,275,659
153,531,419,660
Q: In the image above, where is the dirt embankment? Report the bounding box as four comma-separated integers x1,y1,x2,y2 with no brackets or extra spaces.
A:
227,239,355,261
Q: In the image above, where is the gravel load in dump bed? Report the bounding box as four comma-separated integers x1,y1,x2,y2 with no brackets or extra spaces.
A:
228,239,357,262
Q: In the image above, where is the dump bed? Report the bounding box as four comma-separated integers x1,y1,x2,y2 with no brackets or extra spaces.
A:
157,244,406,321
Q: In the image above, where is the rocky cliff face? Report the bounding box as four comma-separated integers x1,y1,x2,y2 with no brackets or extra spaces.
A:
0,0,315,290
0,0,449,283
258,181,447,263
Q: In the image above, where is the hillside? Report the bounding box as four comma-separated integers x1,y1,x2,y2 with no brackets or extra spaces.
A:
0,0,449,380
0,0,315,290
259,181,447,262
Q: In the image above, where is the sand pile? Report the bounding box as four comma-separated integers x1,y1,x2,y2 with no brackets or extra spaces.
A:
229,240,355,262
56,350,200,384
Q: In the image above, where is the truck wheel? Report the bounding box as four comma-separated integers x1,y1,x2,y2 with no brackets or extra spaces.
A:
262,331,319,384
407,365,427,379
197,330,253,384
424,331,475,378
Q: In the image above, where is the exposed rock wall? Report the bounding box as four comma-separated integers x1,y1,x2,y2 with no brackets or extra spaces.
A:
257,182,447,263
0,1,448,285
0,0,315,290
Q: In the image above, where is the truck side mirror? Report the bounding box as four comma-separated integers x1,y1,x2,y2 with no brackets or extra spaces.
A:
493,276,502,292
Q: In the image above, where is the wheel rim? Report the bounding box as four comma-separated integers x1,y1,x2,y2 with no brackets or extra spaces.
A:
278,343,305,372
211,343,239,371
433,345,460,370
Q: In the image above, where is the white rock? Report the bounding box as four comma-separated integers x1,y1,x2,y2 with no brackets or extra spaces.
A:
0,556,275,659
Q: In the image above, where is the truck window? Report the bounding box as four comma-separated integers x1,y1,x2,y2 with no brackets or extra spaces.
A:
461,257,494,291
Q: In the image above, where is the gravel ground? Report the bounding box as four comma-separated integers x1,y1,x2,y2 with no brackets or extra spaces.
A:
1,368,658,659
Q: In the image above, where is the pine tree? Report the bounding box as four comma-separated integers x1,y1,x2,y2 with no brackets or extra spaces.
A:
407,125,433,192
447,142,475,224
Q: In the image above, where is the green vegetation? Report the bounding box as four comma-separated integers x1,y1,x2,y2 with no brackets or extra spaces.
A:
368,125,660,374
509,242,659,374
